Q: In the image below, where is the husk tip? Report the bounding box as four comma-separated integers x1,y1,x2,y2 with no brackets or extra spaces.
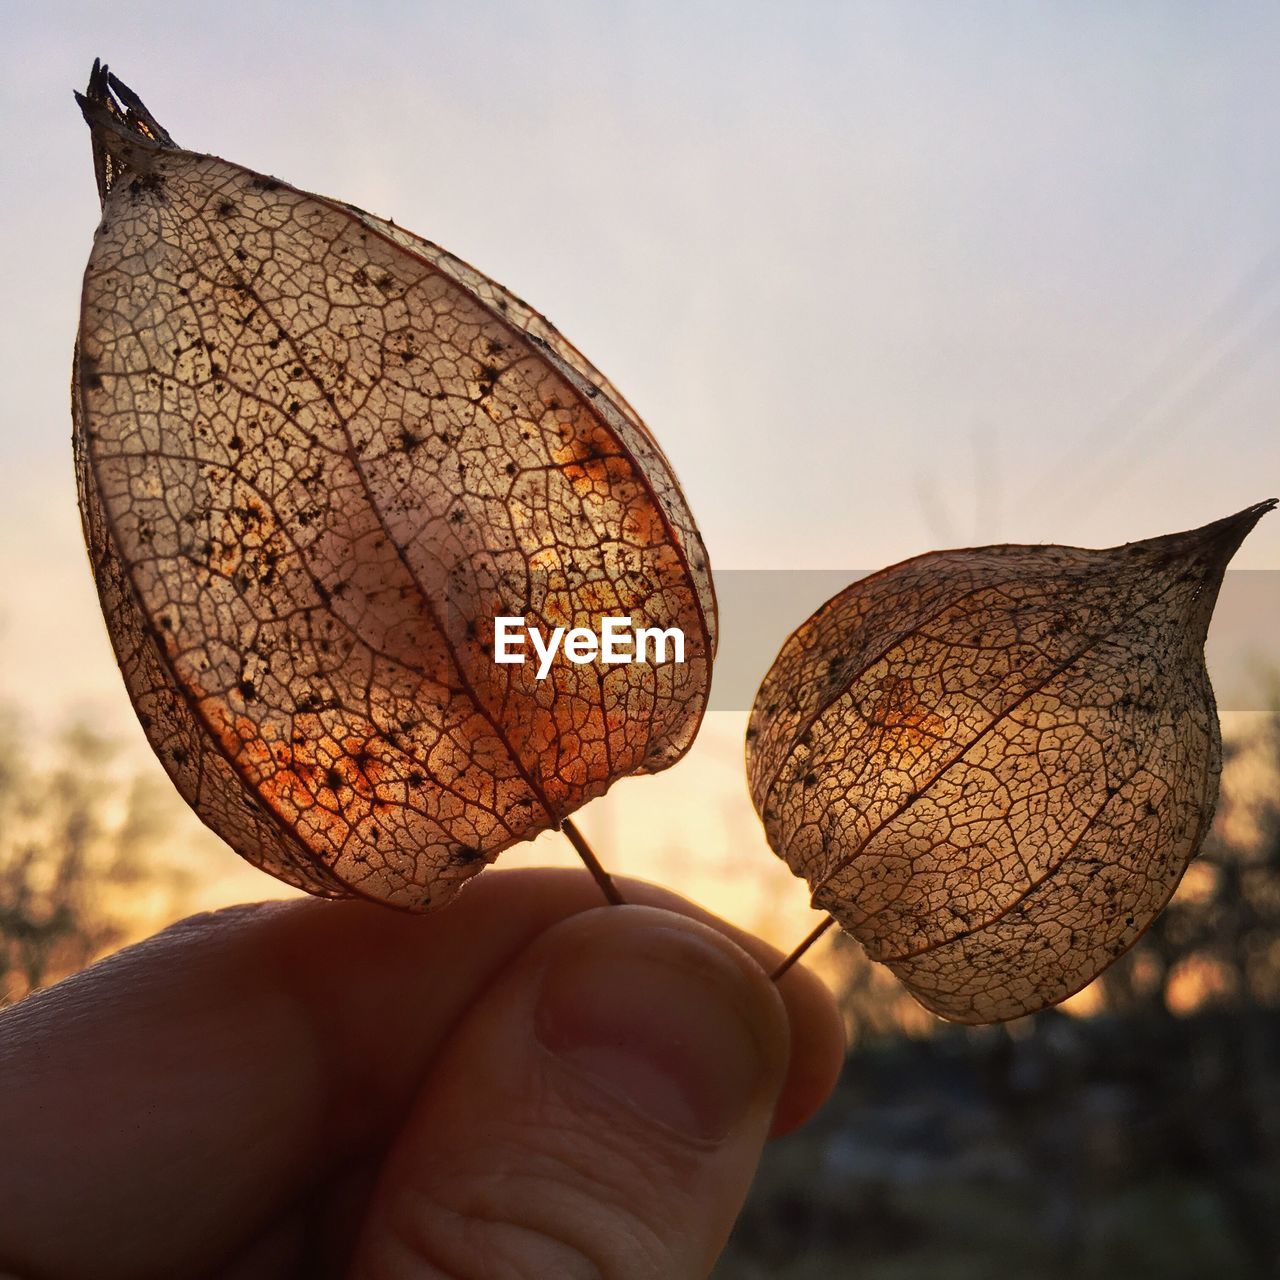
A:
1208,497,1276,554
1158,498,1277,568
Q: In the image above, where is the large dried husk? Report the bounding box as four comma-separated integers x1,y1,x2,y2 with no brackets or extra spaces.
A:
747,503,1273,1022
73,65,715,909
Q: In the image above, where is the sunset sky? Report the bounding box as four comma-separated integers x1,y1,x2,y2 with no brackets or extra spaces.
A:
2,3,1278,950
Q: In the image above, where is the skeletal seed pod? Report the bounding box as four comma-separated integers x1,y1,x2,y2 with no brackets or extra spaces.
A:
749,503,1273,1022
73,63,716,909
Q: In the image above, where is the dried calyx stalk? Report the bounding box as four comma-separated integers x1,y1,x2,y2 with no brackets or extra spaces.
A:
73,62,716,910
750,503,1274,1021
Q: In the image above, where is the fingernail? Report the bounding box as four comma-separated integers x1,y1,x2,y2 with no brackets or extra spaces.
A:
534,914,777,1142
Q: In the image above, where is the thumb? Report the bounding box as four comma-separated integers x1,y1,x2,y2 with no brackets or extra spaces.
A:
348,904,790,1279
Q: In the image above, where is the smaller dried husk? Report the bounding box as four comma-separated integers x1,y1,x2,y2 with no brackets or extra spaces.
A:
747,502,1274,1022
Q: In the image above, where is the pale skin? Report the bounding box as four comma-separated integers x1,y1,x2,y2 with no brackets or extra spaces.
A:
0,868,844,1279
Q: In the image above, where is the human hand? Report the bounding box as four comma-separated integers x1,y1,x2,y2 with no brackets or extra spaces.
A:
0,868,843,1278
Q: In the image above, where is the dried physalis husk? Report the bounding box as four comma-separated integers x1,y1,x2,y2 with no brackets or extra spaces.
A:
747,502,1274,1022
72,63,715,909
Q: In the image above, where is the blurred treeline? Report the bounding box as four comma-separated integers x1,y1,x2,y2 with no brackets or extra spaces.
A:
719,708,1280,1279
0,709,194,1006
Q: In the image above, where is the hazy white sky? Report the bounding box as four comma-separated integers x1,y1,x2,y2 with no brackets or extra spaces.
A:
2,3,1277,937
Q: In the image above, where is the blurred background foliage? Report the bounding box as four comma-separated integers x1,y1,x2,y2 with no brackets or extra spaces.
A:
0,709,194,1005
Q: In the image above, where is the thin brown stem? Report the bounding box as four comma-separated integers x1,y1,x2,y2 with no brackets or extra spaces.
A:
561,816,625,905
771,915,835,982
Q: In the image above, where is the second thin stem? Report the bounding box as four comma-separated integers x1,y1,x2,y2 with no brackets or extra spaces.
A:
771,915,835,981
